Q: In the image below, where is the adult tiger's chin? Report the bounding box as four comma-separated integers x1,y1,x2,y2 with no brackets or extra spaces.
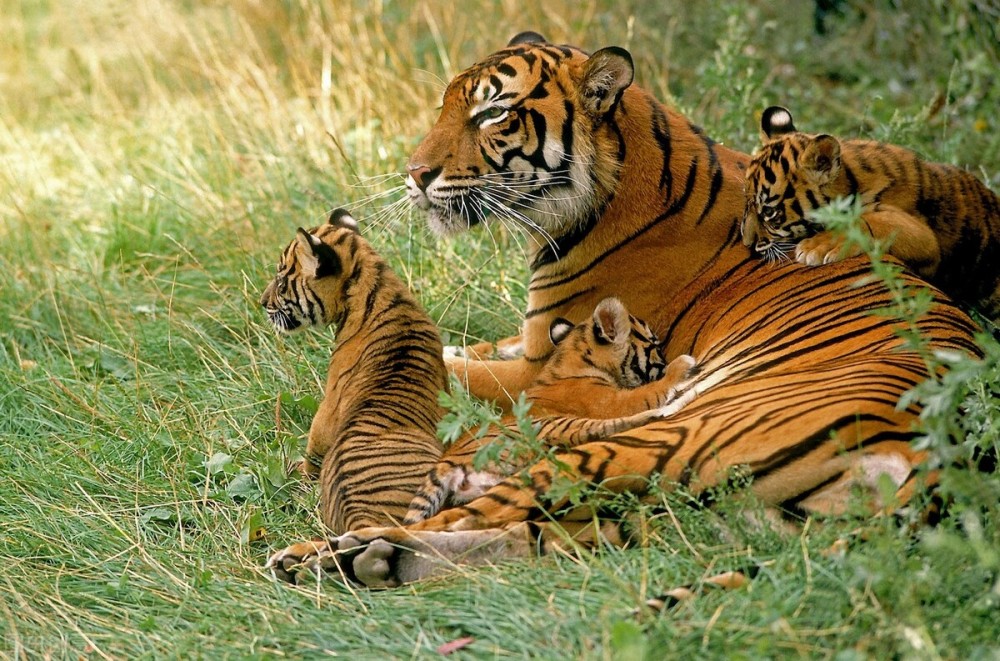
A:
407,185,485,237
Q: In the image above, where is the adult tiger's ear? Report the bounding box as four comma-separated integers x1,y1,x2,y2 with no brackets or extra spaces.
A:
761,106,796,140
592,297,630,345
328,208,359,232
295,227,342,278
508,31,546,46
548,317,575,346
580,47,634,117
802,134,842,183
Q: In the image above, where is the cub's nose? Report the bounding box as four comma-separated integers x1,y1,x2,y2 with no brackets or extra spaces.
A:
407,164,442,192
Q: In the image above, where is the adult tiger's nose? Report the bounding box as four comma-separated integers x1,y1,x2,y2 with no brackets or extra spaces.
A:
407,164,442,192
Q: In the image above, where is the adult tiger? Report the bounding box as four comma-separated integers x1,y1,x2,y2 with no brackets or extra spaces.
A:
267,33,980,587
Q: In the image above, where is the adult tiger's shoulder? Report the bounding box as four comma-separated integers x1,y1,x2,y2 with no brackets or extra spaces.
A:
743,105,1000,321
404,31,750,404
260,209,445,541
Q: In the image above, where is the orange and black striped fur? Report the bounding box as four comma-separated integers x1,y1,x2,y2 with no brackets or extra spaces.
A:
267,34,980,588
404,298,696,522
259,210,445,535
743,105,1000,321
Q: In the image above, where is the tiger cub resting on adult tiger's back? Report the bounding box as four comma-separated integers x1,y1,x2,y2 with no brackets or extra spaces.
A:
743,105,1000,322
405,297,696,522
259,209,447,538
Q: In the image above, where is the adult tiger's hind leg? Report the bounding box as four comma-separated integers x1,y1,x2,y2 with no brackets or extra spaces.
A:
269,519,627,587
405,438,674,533
268,436,657,587
347,519,623,587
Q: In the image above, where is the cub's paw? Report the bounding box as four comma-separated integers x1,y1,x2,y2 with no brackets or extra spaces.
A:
795,233,860,266
492,339,525,360
334,526,514,588
665,354,696,382
442,345,468,359
443,339,523,361
265,538,350,585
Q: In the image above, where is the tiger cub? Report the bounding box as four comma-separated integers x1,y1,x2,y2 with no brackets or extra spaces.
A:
260,209,446,533
743,105,1000,321
404,297,696,522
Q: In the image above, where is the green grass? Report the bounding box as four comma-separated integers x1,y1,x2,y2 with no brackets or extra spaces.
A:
1,1,998,658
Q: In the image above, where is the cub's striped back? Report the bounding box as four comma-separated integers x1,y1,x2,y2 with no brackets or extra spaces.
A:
260,209,446,533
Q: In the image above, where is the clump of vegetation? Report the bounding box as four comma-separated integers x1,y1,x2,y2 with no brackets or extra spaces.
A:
1,1,996,658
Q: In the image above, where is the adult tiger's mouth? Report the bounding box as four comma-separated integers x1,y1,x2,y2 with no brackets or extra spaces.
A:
267,309,301,333
418,192,487,236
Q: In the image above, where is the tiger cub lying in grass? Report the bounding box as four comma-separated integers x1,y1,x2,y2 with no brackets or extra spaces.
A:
742,105,1000,322
405,297,697,522
260,209,448,534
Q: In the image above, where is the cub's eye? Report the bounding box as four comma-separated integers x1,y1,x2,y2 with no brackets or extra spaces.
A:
477,106,507,124
760,206,779,222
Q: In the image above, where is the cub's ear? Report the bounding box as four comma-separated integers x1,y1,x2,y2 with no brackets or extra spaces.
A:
328,208,359,232
761,106,796,140
508,31,547,46
295,227,342,278
592,297,630,345
548,317,575,346
580,47,634,117
802,134,842,182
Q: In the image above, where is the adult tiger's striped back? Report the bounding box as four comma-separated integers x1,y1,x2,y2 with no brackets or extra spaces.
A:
259,210,445,539
267,34,982,588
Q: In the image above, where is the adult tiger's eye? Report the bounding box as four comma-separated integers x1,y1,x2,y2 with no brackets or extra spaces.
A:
478,106,507,124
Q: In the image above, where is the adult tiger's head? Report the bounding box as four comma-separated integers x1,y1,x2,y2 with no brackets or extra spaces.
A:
406,31,634,238
260,209,361,332
742,105,844,262
546,297,667,388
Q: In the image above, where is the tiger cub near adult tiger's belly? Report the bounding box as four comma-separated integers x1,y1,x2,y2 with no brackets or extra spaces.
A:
743,105,1000,322
405,298,696,522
